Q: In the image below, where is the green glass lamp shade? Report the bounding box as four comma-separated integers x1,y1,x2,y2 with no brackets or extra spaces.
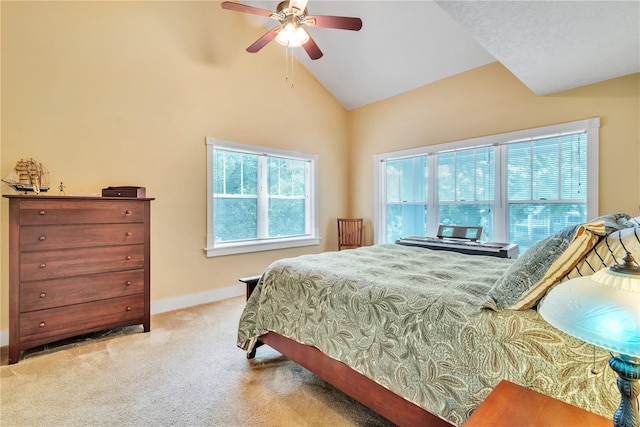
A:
539,265,640,358
539,252,640,427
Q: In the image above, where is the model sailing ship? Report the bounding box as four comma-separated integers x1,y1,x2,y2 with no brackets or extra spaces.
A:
2,158,50,194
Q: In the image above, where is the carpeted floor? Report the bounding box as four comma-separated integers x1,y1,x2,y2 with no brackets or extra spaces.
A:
0,296,396,427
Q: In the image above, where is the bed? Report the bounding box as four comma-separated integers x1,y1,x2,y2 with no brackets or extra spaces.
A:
238,214,639,426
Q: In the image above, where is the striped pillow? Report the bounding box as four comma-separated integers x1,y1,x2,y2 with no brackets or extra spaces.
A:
560,226,640,280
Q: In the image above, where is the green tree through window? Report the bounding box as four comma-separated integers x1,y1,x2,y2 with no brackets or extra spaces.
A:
213,149,258,241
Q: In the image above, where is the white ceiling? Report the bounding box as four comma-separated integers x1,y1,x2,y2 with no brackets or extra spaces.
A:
237,1,640,110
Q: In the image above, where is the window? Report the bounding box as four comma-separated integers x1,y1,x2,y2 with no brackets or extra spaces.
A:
385,155,428,243
437,146,495,241
205,138,319,257
507,133,589,251
374,118,599,253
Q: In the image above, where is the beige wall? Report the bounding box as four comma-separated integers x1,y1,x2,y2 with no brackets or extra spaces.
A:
2,2,639,334
1,1,349,330
350,63,640,244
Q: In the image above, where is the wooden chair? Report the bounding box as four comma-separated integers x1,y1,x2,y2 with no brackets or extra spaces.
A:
337,218,364,251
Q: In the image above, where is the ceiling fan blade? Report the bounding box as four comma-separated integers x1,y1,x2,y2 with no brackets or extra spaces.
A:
221,1,275,19
302,34,323,60
305,15,363,31
246,27,280,53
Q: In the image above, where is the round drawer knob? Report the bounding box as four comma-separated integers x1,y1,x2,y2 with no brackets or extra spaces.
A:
38,210,46,215
117,192,122,196
39,322,46,328
39,263,46,268
125,210,132,215
125,281,132,286
125,306,131,311
39,235,46,241
39,292,46,298
126,255,132,260
125,232,131,237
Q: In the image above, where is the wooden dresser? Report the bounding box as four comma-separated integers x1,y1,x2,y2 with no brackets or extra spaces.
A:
4,195,153,364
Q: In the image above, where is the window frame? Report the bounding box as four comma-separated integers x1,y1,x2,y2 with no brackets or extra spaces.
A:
205,137,320,257
373,117,599,245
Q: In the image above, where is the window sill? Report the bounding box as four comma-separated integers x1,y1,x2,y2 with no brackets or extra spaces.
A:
204,236,320,257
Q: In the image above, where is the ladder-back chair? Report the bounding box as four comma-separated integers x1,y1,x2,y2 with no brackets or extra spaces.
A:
337,218,364,251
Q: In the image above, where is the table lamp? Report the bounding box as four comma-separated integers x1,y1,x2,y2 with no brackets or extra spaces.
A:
539,252,640,427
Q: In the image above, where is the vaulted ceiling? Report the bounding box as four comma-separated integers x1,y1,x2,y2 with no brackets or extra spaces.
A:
232,1,640,110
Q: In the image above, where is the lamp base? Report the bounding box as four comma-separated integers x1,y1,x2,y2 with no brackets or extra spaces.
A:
608,354,640,427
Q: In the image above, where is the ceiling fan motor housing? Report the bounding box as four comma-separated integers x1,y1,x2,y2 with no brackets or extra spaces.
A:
276,1,307,18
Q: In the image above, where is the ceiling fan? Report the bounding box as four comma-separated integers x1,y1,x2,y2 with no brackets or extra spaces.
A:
221,0,363,60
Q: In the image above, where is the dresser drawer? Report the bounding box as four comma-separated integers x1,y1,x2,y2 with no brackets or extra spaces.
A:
19,199,144,225
20,245,145,281
20,270,145,312
19,295,145,344
20,224,145,251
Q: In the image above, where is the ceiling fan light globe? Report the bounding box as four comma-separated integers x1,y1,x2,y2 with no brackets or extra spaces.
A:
276,23,309,48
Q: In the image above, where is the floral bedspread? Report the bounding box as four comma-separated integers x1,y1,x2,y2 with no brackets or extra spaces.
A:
237,244,617,426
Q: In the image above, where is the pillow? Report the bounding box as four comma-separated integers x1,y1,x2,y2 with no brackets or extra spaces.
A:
623,216,640,228
560,226,640,280
483,220,606,311
597,212,634,232
482,212,632,311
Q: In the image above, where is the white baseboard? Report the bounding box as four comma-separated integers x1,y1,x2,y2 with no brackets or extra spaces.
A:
0,284,245,348
150,284,244,314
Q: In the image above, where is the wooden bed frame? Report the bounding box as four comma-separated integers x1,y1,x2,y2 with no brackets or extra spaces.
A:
257,332,454,427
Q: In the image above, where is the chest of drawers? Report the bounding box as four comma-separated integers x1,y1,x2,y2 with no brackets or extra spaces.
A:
4,195,153,364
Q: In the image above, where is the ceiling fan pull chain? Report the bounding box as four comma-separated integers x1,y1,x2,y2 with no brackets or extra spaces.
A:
290,47,294,88
284,47,294,88
284,46,289,86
